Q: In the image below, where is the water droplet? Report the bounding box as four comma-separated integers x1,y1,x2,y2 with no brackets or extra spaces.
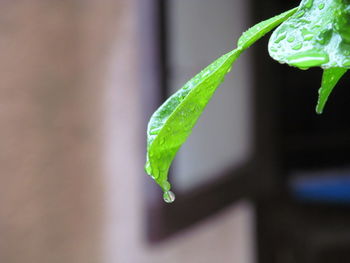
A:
163,191,176,203
226,66,232,73
295,10,305,18
152,168,160,179
299,19,311,25
286,52,329,68
159,138,165,145
292,42,303,50
274,32,287,43
301,28,314,41
202,70,210,77
304,0,313,9
287,36,295,43
318,3,325,10
149,127,160,135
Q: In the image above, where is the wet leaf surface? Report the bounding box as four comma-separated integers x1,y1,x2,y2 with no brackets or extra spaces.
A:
269,0,350,69
145,8,297,199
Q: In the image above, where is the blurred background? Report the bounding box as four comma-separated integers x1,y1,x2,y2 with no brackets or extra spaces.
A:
2,0,350,262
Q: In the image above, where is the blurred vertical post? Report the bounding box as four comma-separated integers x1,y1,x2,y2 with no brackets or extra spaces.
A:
0,1,123,262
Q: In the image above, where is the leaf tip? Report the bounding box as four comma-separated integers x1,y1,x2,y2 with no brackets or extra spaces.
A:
315,105,323,114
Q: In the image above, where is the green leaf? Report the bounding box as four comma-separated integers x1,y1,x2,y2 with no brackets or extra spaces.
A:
145,7,298,200
145,49,241,194
316,67,347,114
269,0,350,69
238,7,298,49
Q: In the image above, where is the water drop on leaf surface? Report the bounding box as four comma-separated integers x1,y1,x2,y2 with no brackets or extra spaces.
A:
274,31,287,43
305,0,314,9
286,52,329,68
159,138,165,145
295,10,305,18
292,42,303,50
287,36,295,43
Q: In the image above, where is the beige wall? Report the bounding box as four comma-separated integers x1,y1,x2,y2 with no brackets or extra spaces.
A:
0,1,255,262
0,1,122,262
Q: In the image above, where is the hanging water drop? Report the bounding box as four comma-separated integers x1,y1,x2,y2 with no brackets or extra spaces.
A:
163,191,176,203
